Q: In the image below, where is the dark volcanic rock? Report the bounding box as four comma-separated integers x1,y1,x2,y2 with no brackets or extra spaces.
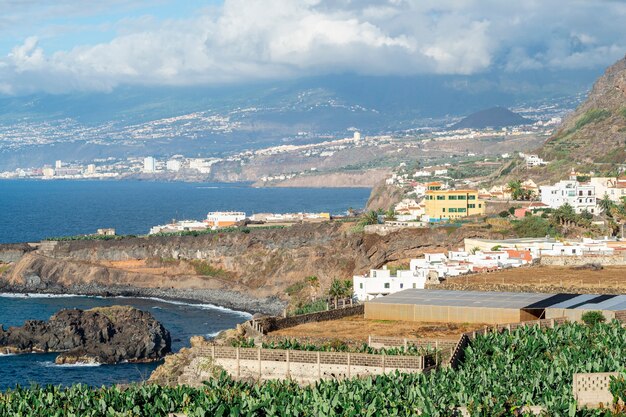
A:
0,306,170,364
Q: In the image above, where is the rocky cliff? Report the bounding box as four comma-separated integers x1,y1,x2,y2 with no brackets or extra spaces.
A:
539,54,626,168
0,222,507,314
0,306,170,364
365,180,405,211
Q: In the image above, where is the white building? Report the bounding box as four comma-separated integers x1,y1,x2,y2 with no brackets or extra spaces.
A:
524,154,546,168
149,220,209,235
353,266,428,301
55,160,62,169
189,158,213,174
414,170,432,178
590,177,626,204
143,157,156,173
86,164,96,174
205,211,246,228
166,160,182,172
434,169,448,176
540,180,597,214
353,131,361,142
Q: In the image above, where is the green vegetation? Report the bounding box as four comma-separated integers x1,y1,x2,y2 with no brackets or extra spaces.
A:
620,107,626,120
190,261,229,278
44,234,133,241
512,216,558,238
233,337,435,357
0,264,10,275
581,311,606,326
507,180,535,200
6,322,626,415
291,299,328,316
573,108,611,131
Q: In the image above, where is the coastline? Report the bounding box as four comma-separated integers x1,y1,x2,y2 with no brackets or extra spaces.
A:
0,284,283,316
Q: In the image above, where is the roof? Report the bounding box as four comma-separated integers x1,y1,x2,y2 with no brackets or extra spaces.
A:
368,289,626,312
367,289,554,309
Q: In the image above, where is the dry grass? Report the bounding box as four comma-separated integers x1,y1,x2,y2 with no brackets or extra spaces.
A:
269,315,486,342
442,265,626,292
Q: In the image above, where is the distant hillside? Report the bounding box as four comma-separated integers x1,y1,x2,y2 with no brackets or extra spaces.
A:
539,54,626,170
452,107,531,129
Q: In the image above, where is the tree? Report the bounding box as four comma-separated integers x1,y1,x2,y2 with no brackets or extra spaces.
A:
342,280,353,299
599,194,616,215
328,278,345,306
513,216,557,238
359,210,380,226
581,311,606,326
384,208,397,221
305,275,320,301
507,180,523,200
552,203,576,225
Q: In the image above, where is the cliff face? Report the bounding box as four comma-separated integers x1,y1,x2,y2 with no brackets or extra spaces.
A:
540,54,626,166
365,180,404,211
1,223,506,313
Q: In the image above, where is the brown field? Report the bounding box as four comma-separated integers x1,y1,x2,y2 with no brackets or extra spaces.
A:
441,265,626,292
268,315,486,341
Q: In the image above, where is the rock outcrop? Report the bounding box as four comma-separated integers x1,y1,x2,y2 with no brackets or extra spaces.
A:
0,306,170,364
539,54,626,166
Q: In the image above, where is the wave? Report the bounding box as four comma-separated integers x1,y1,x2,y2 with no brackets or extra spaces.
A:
0,293,103,299
0,292,251,318
41,361,101,368
195,186,219,189
0,353,16,357
131,296,252,318
206,330,222,338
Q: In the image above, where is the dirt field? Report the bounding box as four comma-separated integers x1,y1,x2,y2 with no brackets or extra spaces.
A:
441,265,626,293
268,315,486,341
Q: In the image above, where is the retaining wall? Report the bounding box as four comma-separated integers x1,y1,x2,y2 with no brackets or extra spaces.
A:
540,254,626,266
198,344,432,384
573,372,618,409
257,304,364,333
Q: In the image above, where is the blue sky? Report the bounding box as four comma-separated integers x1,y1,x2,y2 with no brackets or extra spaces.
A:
1,0,626,96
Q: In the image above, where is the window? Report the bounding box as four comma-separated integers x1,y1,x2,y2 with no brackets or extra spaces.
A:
588,190,592,196
458,208,467,213
448,195,457,200
412,283,416,288
449,208,458,213
579,191,583,196
437,195,445,200
468,195,476,200
468,204,476,208
478,204,482,208
458,195,466,200
359,283,363,289
400,283,404,289
384,283,390,289
442,208,446,212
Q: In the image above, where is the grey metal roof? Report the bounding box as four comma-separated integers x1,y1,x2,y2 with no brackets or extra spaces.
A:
367,289,556,309
367,289,626,311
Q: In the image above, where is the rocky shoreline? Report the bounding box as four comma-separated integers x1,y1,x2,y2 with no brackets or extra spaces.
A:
0,282,284,316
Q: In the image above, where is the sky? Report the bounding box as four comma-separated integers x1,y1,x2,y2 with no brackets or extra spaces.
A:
1,0,626,96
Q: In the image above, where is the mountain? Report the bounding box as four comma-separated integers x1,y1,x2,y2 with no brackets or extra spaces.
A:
452,107,531,129
539,55,626,169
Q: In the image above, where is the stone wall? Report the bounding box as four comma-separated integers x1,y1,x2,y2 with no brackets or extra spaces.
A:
197,344,431,384
540,254,626,266
256,305,364,333
573,372,618,409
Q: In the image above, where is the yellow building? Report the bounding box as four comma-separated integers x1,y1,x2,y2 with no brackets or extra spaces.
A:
424,185,485,220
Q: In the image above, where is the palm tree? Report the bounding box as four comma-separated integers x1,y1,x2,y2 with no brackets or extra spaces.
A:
507,180,523,200
599,194,616,215
359,210,380,226
328,278,344,307
552,203,576,225
342,279,353,300
384,208,397,221
305,275,319,301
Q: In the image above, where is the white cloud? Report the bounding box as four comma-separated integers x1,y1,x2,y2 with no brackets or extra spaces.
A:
0,0,625,94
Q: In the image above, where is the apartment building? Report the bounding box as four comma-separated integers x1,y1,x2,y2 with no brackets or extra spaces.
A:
424,184,485,221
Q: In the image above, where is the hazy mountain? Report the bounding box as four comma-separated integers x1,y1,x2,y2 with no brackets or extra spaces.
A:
0,69,601,170
452,107,531,129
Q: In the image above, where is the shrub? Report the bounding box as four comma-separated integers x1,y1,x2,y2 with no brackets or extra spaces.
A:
581,311,606,326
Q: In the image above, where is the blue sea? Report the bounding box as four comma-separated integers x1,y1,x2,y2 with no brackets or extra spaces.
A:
0,180,370,244
0,180,370,389
0,294,251,390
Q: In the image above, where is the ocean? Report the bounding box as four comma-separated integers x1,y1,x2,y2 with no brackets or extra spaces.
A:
0,294,251,390
0,180,371,244
0,180,371,388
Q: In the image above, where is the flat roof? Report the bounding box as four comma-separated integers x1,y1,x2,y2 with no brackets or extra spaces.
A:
367,289,555,309
367,289,626,311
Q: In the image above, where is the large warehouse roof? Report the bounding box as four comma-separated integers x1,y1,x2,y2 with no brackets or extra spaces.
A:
368,289,626,311
367,289,555,309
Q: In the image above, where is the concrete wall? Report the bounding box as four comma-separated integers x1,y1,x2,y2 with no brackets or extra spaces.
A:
540,254,626,266
198,345,430,384
257,305,364,333
545,308,617,322
573,372,617,409
365,302,522,324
